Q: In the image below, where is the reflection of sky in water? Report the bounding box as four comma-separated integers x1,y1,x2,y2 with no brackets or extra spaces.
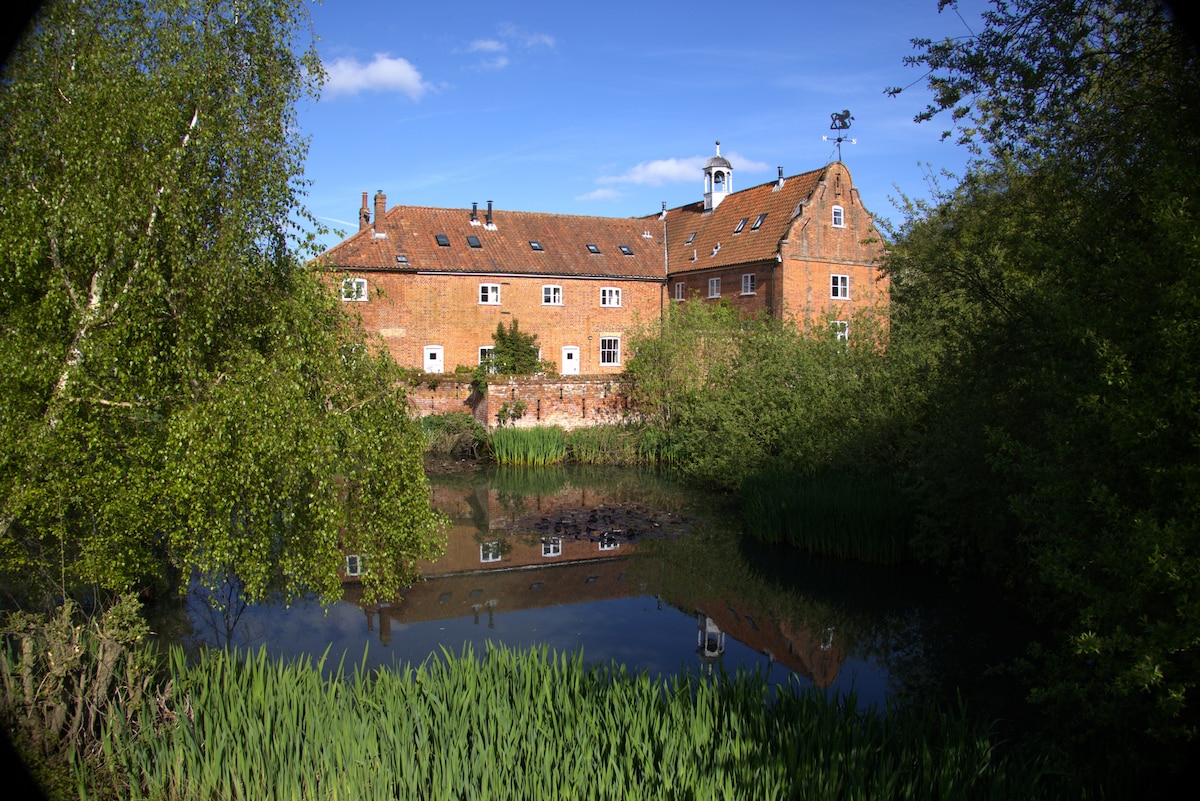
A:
180,594,890,709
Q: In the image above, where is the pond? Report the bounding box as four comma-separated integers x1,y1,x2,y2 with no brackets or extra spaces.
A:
151,464,1023,711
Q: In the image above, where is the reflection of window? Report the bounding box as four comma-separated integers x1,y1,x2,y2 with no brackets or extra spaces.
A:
542,538,562,557
598,539,620,552
831,321,849,342
345,554,362,577
741,274,756,295
543,285,562,305
479,284,500,304
480,542,502,563
341,277,367,301
599,337,620,366
708,277,720,298
600,287,621,307
831,275,849,299
832,205,845,228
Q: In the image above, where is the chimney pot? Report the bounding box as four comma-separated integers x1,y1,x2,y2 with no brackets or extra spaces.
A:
471,202,478,223
486,200,493,227
359,191,370,232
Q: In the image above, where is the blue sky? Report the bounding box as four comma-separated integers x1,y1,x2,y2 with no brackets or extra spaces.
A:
298,0,988,251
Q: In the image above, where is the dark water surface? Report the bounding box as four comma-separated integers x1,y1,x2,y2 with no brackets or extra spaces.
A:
151,465,1019,711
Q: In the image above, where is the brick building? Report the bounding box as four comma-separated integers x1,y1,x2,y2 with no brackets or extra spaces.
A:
318,145,886,373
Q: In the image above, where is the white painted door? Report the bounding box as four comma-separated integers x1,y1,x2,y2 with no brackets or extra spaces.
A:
423,345,444,374
561,346,580,375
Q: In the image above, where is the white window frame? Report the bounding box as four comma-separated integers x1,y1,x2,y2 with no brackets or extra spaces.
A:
542,285,563,305
341,277,368,302
708,277,721,298
345,554,362,577
674,282,684,301
479,283,501,305
479,346,495,367
831,321,849,342
599,337,620,366
480,542,502,563
424,345,444,374
832,205,845,228
542,538,562,558
741,274,756,295
598,539,620,552
831,274,850,300
600,287,622,307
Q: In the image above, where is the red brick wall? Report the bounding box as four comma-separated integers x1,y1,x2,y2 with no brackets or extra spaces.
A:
340,271,662,375
406,375,628,431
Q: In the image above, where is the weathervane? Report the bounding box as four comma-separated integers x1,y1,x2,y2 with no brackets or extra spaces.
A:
822,109,857,162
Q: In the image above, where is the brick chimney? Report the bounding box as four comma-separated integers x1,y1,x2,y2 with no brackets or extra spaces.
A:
373,190,386,234
359,191,370,232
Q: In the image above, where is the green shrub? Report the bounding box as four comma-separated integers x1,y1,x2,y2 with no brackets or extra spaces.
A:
420,411,485,456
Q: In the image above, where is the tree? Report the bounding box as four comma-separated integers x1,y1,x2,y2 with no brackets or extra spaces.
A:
0,0,445,607
484,319,550,375
887,0,1200,756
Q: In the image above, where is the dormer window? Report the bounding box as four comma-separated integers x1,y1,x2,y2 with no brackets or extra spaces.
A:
435,234,450,247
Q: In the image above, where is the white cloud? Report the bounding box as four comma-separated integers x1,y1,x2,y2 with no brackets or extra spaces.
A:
576,188,623,202
598,151,772,186
498,22,555,49
479,56,510,71
324,53,431,99
468,39,506,53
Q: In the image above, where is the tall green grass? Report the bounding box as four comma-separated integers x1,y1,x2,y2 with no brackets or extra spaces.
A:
88,644,1070,800
487,425,567,466
741,469,914,563
565,424,641,465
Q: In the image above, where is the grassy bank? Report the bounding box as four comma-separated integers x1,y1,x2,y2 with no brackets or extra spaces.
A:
82,644,1071,801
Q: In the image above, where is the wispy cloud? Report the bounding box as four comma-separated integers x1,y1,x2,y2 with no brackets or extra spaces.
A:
468,39,506,54
324,53,432,99
498,22,556,49
598,151,771,186
576,188,622,202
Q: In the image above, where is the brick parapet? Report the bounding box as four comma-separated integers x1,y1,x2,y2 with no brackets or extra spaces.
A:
405,374,629,431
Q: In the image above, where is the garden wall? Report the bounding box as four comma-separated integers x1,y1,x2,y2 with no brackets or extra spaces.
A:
405,375,629,431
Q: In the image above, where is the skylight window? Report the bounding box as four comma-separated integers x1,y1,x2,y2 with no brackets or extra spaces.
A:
586,243,600,254
733,218,748,234
530,240,544,251
685,232,697,244
618,245,633,256
751,213,767,230
467,235,482,248
435,234,450,247
395,254,409,264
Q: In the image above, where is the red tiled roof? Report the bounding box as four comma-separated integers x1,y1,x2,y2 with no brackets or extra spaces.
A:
660,167,825,274
318,206,667,281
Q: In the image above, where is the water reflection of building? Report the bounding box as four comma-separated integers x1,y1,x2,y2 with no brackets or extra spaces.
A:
342,474,847,688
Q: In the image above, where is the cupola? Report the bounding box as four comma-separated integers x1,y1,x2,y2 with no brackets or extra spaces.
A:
703,141,732,211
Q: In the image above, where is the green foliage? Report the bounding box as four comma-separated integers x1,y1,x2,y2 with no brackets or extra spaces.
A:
1,595,164,775
565,424,645,465
624,301,907,489
484,318,553,375
740,469,914,563
420,411,485,456
0,1,446,605
487,426,567,466
888,0,1200,754
85,644,1070,800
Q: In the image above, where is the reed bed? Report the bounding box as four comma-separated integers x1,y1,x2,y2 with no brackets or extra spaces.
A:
741,469,914,564
87,644,1067,801
565,425,642,465
487,426,567,466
